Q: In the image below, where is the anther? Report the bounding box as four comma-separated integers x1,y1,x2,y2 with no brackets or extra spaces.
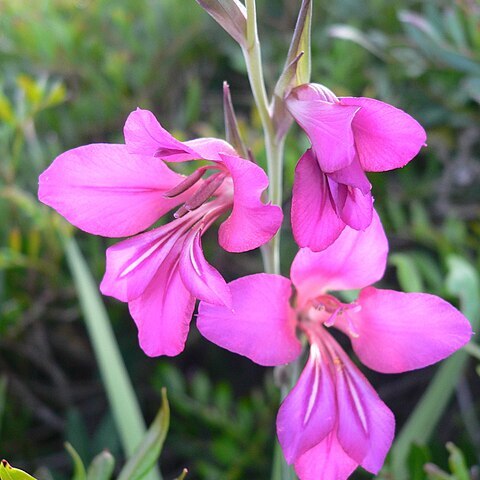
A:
173,172,226,218
164,167,208,198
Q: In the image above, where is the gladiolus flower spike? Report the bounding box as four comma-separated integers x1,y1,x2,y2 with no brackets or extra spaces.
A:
38,108,282,357
196,211,472,480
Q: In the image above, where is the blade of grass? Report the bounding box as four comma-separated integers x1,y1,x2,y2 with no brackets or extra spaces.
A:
390,255,480,479
117,389,169,480
63,236,161,480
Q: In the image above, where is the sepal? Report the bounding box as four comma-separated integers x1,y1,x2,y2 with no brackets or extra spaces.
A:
196,0,247,47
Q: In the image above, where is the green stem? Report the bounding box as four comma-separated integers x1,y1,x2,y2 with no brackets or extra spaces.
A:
243,0,282,275
242,3,296,479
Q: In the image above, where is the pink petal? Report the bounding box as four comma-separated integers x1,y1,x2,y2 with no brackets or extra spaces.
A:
286,84,360,172
352,287,473,374
218,154,283,252
38,144,186,237
100,221,184,302
124,108,236,161
294,432,358,480
327,155,371,194
340,97,427,172
197,274,301,366
128,248,196,357
326,337,394,472
183,137,237,161
291,210,388,307
179,228,232,308
124,108,197,159
291,149,346,252
334,182,373,230
277,343,336,464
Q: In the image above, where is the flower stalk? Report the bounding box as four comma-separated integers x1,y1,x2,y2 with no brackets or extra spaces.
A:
243,0,283,275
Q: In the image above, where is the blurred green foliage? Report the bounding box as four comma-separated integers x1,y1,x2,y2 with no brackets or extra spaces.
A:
1,0,479,479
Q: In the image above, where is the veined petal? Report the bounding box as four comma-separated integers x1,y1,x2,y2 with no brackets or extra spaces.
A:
124,108,197,159
294,432,357,480
291,210,387,307
197,274,301,366
38,144,188,237
351,287,473,374
291,149,346,252
327,156,371,194
183,137,237,161
218,154,283,252
100,220,186,302
340,97,427,172
335,182,373,231
179,228,232,308
325,337,394,472
277,343,336,464
128,248,196,357
124,108,236,161
286,84,360,172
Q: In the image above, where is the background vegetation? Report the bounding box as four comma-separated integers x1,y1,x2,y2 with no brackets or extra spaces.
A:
1,0,479,479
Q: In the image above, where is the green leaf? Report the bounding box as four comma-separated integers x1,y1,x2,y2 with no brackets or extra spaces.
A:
117,389,170,480
173,469,188,480
0,91,14,125
390,255,480,480
446,443,470,480
63,237,161,480
86,451,115,480
65,443,87,480
0,460,37,480
390,253,424,293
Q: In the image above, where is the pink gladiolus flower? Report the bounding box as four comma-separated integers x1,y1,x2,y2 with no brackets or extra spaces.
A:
39,109,282,357
286,83,427,251
196,211,472,479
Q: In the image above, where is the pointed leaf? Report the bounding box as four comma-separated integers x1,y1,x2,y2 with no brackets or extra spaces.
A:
65,443,87,480
223,82,247,158
0,460,37,480
272,0,312,136
196,0,247,47
173,469,188,480
117,389,170,480
86,451,115,480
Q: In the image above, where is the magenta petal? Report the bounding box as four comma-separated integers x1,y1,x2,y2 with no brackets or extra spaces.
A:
197,274,301,366
341,97,427,172
128,250,196,357
336,183,373,230
294,432,358,480
328,339,394,472
218,154,283,253
277,344,336,463
100,222,182,302
124,109,237,161
352,287,473,374
286,84,360,172
291,149,346,252
38,144,188,237
179,228,232,308
327,156,371,194
124,108,197,160
183,137,237,161
291,210,388,307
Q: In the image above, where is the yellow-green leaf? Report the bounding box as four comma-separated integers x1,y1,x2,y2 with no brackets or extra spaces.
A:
0,91,14,125
0,460,37,480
